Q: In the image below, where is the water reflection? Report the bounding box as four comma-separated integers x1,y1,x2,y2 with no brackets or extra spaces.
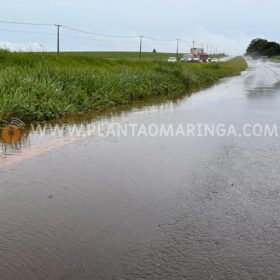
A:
0,127,30,159
0,90,190,167
3,61,280,280
245,62,280,99
247,84,280,99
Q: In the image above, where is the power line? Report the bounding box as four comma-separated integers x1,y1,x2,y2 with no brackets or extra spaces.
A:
0,27,137,43
0,19,221,55
62,25,138,39
0,28,55,35
61,33,138,43
0,20,54,26
180,40,193,45
144,36,177,42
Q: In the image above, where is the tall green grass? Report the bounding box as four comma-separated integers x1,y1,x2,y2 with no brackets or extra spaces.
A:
0,50,247,122
271,55,280,61
56,51,183,61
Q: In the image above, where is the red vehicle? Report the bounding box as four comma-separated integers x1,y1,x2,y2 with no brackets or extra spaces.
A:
199,53,210,63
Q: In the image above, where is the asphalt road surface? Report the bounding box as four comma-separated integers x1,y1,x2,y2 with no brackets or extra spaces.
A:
1,60,280,280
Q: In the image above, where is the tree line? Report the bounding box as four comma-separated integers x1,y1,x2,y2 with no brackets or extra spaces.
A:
246,38,280,57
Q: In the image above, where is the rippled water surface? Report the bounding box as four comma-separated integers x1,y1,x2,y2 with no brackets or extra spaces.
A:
1,61,280,279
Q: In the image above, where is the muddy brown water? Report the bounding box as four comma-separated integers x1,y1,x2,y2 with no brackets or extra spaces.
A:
1,60,280,279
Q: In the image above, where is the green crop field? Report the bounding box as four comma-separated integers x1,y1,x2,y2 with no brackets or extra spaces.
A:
0,50,247,122
57,51,183,61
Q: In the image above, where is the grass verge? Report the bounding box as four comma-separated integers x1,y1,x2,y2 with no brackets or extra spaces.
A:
271,55,280,61
0,51,247,122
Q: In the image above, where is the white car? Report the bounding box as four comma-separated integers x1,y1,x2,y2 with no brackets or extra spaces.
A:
211,58,219,62
168,57,177,62
181,54,192,62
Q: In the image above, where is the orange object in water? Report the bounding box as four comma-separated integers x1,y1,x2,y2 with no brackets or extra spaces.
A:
1,125,22,144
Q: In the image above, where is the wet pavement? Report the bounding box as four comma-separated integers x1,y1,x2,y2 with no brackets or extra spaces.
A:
1,60,280,279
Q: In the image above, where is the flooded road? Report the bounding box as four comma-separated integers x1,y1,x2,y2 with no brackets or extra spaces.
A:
1,60,280,279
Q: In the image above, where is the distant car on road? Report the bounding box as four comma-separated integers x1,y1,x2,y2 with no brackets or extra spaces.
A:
199,54,210,63
260,56,268,62
211,58,219,62
168,57,177,62
181,54,200,63
200,57,209,63
181,54,192,63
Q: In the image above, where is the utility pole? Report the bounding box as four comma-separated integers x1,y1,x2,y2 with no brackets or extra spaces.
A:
139,36,143,60
176,39,180,60
55,24,62,54
192,40,196,49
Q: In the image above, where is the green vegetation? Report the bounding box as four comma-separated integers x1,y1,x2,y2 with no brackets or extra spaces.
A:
246,38,280,57
57,51,183,61
0,50,247,122
271,55,280,61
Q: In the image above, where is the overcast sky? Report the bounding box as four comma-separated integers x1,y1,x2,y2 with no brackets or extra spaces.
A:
0,0,279,54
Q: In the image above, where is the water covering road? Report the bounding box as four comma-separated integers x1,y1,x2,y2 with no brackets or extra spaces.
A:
1,60,280,279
